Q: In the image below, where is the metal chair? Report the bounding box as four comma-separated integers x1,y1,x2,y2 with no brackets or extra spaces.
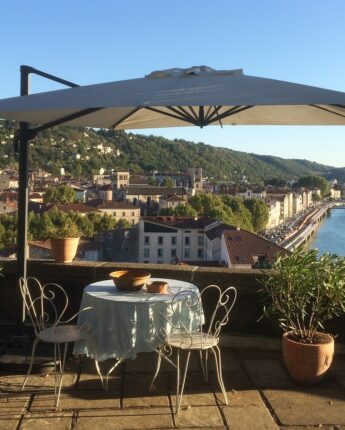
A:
19,277,92,409
150,285,237,414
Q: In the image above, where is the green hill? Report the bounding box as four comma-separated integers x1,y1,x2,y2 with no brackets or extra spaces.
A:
0,120,343,182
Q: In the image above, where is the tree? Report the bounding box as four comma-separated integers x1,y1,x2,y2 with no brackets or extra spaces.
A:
298,176,330,198
161,177,175,187
244,199,269,232
147,176,157,186
44,185,77,204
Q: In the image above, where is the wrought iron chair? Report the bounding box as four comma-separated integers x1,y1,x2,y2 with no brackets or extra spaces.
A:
150,285,237,414
19,277,92,409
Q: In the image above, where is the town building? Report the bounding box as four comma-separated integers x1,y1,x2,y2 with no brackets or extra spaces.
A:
95,201,140,225
220,229,287,269
138,216,217,264
159,194,186,212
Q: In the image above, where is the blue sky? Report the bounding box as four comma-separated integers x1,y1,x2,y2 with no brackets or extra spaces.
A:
1,0,345,167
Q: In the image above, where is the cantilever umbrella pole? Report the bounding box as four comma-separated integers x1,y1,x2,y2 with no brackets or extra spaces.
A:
15,66,80,312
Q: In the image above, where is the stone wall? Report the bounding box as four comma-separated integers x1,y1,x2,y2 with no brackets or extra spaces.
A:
1,259,344,339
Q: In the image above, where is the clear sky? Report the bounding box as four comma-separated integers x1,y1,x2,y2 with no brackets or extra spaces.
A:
1,0,345,167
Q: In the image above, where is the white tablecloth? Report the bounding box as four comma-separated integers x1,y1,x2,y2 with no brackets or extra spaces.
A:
73,278,202,361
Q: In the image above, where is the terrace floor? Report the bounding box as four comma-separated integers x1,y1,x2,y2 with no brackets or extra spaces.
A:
1,336,345,430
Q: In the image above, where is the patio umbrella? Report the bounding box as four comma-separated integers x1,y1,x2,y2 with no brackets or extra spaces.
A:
0,65,345,283
1,66,345,129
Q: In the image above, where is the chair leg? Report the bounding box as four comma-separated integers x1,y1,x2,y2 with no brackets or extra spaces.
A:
211,346,228,405
199,350,209,383
176,350,191,414
22,337,39,391
149,349,162,391
55,343,68,410
94,359,105,389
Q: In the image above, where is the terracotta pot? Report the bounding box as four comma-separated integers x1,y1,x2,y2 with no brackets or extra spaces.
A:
50,237,80,263
282,331,334,384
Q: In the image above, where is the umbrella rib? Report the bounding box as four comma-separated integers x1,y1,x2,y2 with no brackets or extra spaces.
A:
166,106,196,123
144,106,197,125
310,104,345,119
32,107,104,134
111,107,142,129
177,106,198,121
205,105,224,122
207,105,254,124
188,106,199,121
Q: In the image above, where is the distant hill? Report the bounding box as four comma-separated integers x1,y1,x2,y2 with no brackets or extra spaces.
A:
0,119,344,182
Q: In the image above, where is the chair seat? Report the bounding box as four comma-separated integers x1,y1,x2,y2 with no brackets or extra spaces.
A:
167,331,218,350
39,324,91,343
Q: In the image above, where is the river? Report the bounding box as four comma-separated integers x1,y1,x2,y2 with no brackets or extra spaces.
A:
308,208,345,256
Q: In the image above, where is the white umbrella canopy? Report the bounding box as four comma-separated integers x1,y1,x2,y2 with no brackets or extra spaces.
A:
1,66,345,129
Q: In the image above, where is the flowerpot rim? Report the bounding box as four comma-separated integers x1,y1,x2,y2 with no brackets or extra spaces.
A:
283,331,334,347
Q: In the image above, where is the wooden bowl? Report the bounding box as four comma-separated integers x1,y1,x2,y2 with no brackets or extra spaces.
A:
109,270,151,291
146,281,168,294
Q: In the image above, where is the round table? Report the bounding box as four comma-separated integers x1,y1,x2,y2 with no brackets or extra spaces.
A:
73,278,202,362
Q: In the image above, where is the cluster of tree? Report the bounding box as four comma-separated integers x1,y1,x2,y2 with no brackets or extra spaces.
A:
160,194,269,232
147,176,175,187
297,175,331,197
0,209,130,251
44,184,77,204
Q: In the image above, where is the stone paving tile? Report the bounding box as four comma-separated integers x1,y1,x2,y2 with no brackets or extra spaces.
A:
243,359,294,388
77,407,174,429
76,372,121,391
0,394,28,430
280,426,345,430
0,372,77,392
122,373,170,407
19,412,73,430
220,390,279,430
263,388,345,426
173,405,224,428
30,389,121,411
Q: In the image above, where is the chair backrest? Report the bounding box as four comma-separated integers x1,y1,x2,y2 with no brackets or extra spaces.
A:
201,285,237,338
164,284,237,350
19,277,69,336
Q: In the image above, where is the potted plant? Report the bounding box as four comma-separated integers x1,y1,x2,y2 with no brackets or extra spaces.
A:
261,248,345,384
46,217,81,263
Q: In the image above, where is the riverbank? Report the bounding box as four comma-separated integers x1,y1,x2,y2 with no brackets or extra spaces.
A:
283,202,345,252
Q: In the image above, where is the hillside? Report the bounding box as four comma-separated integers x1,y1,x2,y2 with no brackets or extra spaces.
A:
0,120,344,182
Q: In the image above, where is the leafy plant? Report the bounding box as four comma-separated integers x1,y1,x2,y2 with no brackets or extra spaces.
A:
47,219,81,239
261,248,345,343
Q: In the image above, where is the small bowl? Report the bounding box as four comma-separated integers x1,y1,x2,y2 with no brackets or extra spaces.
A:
147,281,168,294
109,270,151,291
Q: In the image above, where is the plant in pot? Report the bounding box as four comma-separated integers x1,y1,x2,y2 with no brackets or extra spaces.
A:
45,218,81,263
261,248,345,384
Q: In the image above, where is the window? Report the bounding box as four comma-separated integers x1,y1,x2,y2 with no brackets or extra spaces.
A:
171,236,177,245
113,211,117,217
107,232,113,239
184,248,190,258
171,248,177,258
158,236,163,245
198,235,204,246
144,236,150,245
122,212,126,217
184,236,190,246
198,249,204,258
144,248,150,258
132,211,135,216
157,248,163,258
